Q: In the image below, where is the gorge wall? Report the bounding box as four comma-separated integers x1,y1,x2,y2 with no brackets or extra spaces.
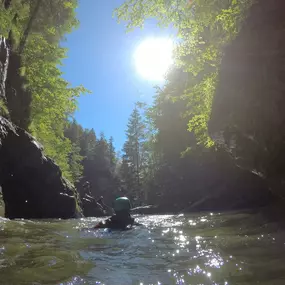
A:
209,0,285,199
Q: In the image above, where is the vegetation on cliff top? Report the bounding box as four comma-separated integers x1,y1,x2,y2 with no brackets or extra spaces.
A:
0,0,88,182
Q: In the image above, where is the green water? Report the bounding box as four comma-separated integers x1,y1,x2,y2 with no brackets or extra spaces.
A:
0,210,285,285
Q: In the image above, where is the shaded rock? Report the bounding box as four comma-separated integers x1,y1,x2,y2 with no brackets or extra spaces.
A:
148,148,273,214
0,35,31,129
5,50,31,129
78,181,108,217
0,35,80,219
81,197,106,217
0,116,82,219
209,0,285,199
187,163,274,212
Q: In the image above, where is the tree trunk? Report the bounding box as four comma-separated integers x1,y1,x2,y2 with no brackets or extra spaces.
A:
2,0,12,9
0,37,9,103
18,0,42,54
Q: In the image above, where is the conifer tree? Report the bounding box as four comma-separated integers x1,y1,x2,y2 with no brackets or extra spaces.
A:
120,103,146,203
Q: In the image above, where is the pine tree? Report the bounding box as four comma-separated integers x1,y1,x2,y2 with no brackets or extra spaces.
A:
120,103,146,203
95,132,109,166
64,120,84,182
65,122,121,205
108,136,117,170
80,128,96,158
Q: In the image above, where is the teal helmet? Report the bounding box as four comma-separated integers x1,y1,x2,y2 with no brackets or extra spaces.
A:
113,197,131,212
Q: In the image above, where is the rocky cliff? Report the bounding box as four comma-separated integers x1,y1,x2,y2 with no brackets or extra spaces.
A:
209,0,285,199
0,37,81,219
0,116,82,219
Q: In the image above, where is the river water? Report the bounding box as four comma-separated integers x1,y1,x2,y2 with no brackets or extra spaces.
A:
0,210,285,285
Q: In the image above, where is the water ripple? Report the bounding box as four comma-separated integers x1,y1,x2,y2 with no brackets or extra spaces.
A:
0,211,284,284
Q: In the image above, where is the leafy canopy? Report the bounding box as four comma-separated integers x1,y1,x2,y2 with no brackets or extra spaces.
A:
1,0,90,181
114,0,253,147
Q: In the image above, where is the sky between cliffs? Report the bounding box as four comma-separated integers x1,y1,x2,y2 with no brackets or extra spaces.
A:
61,0,175,151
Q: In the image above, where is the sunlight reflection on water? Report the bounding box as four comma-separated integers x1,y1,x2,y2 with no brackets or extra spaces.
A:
0,212,285,284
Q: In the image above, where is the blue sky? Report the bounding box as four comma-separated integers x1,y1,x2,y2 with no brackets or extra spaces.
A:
61,1,173,151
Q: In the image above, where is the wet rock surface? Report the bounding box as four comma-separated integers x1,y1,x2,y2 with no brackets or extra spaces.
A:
0,35,80,219
209,0,285,199
0,116,81,219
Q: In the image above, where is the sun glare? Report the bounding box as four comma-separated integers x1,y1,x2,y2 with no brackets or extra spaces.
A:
134,38,174,81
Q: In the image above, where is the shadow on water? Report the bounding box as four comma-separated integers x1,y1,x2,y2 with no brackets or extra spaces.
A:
1,210,285,284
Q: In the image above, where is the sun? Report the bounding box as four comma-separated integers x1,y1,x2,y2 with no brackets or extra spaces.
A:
134,38,174,81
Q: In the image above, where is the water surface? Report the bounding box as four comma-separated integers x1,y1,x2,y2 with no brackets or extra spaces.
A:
0,210,285,285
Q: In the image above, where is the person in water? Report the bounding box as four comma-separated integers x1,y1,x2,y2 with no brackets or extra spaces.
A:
94,197,138,230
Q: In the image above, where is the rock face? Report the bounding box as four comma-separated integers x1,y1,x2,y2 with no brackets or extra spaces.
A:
5,49,31,129
0,36,81,219
0,36,31,129
0,116,81,219
81,198,106,217
209,0,285,199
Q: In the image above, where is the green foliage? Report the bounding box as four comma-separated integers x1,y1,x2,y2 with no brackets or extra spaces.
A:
120,103,148,203
115,0,253,146
108,136,117,169
0,0,90,181
207,0,285,198
66,121,121,206
0,99,9,117
64,121,84,182
115,0,260,208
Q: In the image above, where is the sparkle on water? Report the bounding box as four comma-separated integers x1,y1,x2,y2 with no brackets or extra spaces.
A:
0,211,285,284
134,38,174,81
